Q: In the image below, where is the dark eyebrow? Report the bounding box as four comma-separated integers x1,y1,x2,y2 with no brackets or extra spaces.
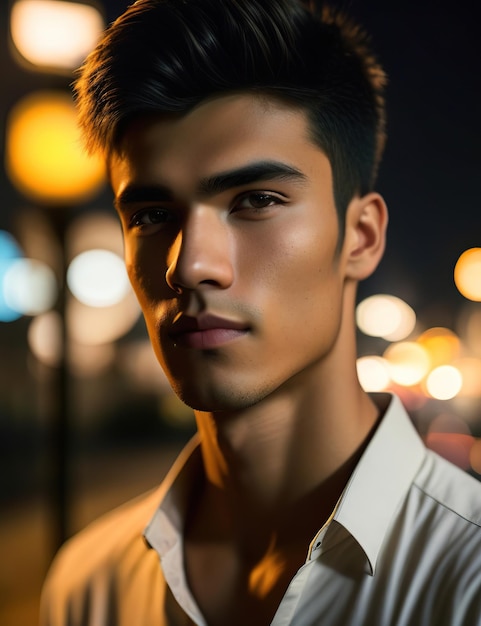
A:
115,184,173,210
197,160,308,195
114,160,308,210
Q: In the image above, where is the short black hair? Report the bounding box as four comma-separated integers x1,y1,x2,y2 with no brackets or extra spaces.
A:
74,0,386,223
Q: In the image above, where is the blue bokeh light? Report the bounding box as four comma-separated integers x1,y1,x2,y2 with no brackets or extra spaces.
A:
0,230,24,322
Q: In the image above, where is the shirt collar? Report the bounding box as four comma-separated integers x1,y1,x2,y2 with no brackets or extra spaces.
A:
144,394,426,578
330,393,426,575
144,434,202,555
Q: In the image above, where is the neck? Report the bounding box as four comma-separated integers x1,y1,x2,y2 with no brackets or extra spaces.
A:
195,379,378,514
191,293,380,545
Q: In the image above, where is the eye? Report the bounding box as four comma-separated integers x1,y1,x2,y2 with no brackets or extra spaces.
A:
232,192,284,213
129,207,173,229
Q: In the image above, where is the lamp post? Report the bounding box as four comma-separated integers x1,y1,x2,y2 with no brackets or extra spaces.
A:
5,89,105,550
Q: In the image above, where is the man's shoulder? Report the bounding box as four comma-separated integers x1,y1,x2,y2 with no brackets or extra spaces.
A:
405,448,481,581
41,486,164,621
414,449,481,529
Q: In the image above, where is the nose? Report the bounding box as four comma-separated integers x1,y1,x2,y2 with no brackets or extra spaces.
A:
165,205,234,293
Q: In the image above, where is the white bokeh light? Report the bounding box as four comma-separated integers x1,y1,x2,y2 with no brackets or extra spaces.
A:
426,365,463,401
384,341,431,386
356,356,391,392
67,249,130,308
3,258,57,315
356,294,416,341
11,0,104,71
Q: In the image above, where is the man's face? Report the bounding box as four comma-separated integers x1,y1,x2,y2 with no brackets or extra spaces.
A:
111,94,350,412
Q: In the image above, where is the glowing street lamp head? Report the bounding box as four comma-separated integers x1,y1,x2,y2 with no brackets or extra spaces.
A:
6,91,105,205
10,0,104,73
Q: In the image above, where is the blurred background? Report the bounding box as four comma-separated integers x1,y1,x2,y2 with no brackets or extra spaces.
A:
0,0,480,624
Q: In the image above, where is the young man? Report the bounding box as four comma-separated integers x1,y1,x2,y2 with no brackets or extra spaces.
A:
41,1,481,624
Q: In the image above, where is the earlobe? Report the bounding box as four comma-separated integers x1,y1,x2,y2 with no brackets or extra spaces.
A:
344,192,388,281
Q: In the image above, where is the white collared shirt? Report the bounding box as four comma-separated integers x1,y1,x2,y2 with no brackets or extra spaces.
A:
41,395,481,625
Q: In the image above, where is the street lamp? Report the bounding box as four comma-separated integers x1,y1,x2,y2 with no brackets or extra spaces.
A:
5,84,106,549
9,0,104,74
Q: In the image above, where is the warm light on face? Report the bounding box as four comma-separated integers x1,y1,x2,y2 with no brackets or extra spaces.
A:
110,94,349,412
356,294,416,341
10,0,104,71
6,91,105,204
383,341,431,386
454,248,481,302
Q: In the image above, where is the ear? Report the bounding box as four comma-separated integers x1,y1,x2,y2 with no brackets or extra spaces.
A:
342,192,388,281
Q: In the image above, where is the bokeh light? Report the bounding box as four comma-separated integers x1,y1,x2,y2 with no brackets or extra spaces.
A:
416,327,461,368
0,230,23,322
3,258,57,315
6,91,105,204
67,249,130,308
356,355,391,392
67,292,141,346
69,342,116,378
383,341,430,386
28,311,62,367
462,307,481,359
67,212,124,260
118,340,171,394
425,365,463,400
426,411,473,472
428,412,471,436
28,308,126,374
14,207,62,273
453,357,481,398
426,431,474,470
10,0,104,71
469,439,481,475
454,248,481,302
356,294,416,341
0,230,22,259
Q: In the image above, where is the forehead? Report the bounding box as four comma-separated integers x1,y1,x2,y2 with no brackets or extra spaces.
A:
110,93,330,193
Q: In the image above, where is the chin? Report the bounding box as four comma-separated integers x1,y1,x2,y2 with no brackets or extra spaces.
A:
171,381,266,413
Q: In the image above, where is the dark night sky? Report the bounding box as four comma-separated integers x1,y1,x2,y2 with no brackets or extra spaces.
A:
345,0,481,324
1,0,480,328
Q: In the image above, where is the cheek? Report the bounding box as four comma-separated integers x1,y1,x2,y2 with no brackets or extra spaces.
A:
124,238,169,305
242,218,343,353
239,216,339,295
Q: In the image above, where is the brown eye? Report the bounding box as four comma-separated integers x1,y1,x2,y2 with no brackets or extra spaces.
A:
233,192,279,212
131,208,172,227
247,193,275,209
